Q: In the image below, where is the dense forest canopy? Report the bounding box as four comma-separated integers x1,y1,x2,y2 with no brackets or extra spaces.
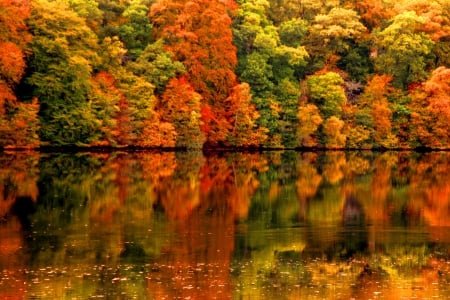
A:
0,0,449,149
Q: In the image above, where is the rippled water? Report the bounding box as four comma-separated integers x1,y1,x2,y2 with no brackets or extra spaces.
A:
0,150,449,299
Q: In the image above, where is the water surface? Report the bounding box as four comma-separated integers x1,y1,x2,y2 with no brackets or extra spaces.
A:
0,150,449,299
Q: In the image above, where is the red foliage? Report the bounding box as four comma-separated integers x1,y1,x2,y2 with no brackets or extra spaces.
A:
150,0,238,145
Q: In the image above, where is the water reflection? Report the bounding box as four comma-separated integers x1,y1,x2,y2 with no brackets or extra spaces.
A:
0,150,449,299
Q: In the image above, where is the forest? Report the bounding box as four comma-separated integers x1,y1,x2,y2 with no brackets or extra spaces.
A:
0,0,449,149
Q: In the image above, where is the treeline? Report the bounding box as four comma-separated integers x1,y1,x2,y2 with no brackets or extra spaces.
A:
0,0,449,149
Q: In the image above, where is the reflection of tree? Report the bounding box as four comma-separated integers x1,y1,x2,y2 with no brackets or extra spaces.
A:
0,152,39,299
0,151,449,299
296,152,322,221
408,153,450,227
147,152,266,299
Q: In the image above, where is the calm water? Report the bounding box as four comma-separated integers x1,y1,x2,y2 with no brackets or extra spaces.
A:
0,150,449,299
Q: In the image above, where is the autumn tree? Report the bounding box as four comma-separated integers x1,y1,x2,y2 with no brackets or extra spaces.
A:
409,67,450,148
350,0,394,30
225,83,267,147
297,104,322,147
0,0,39,148
322,116,346,148
96,36,174,147
356,75,398,148
150,0,239,146
306,72,346,119
304,7,367,73
159,77,205,149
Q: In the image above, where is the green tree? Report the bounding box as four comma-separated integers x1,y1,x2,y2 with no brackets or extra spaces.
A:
27,0,103,146
233,0,308,147
304,7,367,73
373,11,435,89
306,72,346,119
128,39,185,95
118,0,153,60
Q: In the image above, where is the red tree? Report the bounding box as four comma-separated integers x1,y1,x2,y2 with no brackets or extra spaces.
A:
150,0,239,146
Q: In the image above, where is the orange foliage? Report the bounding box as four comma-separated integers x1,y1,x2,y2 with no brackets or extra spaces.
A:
0,0,31,48
410,67,450,148
323,117,346,148
407,153,450,226
361,75,398,148
0,0,31,114
159,76,205,148
296,153,322,219
150,0,238,145
297,104,323,147
0,42,26,85
225,83,267,147
395,0,450,41
351,0,394,29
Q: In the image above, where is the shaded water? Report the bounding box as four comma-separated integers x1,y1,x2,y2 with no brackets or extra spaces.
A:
0,150,449,299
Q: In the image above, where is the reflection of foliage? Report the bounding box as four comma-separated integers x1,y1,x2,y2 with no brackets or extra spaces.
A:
1,151,450,298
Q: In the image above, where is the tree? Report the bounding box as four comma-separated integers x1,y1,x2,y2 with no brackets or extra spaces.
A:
351,0,394,30
150,0,239,145
304,7,367,73
394,0,450,42
27,0,102,146
159,77,205,148
323,116,346,148
373,11,435,89
0,0,39,148
310,7,367,52
306,72,346,119
297,104,322,147
409,67,450,148
225,83,267,147
118,0,153,60
357,75,398,148
128,39,185,95
233,0,308,147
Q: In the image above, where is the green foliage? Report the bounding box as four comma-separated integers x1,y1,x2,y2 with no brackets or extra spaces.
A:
118,0,153,59
373,11,435,89
307,72,346,119
27,0,103,145
337,42,373,82
128,39,185,94
278,18,309,47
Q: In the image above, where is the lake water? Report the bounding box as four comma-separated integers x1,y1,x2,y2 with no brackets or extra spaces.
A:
0,150,449,299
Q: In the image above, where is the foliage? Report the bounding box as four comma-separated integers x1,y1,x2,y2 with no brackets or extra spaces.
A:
0,0,449,149
373,11,435,89
409,67,450,148
225,83,267,147
306,72,346,119
159,77,205,149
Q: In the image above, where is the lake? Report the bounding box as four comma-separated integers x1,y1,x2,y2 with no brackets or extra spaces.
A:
0,150,449,299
